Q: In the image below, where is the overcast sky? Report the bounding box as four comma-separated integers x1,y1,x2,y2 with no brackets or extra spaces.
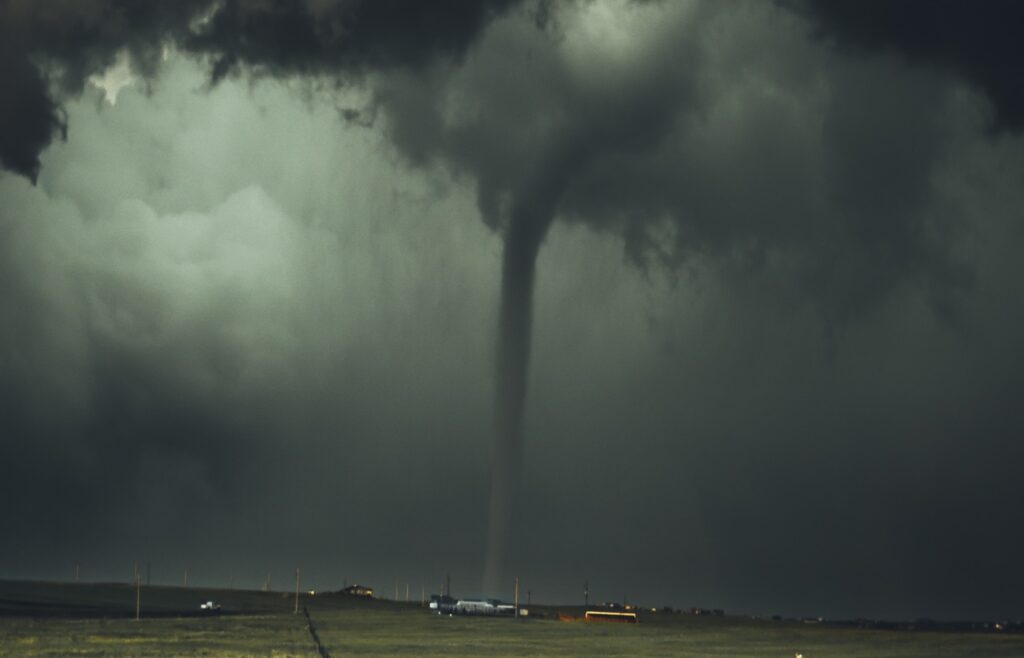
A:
2,0,1024,621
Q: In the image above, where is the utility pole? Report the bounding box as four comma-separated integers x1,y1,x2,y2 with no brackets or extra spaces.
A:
584,580,589,608
74,563,80,583
514,576,519,619
294,568,300,614
405,583,409,602
146,561,151,586
527,589,532,606
394,576,398,601
184,568,189,588
135,573,141,621
421,584,425,606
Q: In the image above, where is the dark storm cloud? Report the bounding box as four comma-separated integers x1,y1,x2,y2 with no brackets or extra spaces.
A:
0,186,290,552
368,4,704,589
0,44,67,184
4,0,1024,620
0,0,206,180
0,74,502,585
372,1,976,325
187,0,519,82
356,0,1021,606
799,0,1024,130
558,45,972,323
0,1,1014,314
0,0,516,183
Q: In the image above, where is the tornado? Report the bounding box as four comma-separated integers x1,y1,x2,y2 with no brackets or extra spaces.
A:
482,199,554,596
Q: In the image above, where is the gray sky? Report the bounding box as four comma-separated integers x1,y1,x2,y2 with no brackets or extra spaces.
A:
2,0,1023,620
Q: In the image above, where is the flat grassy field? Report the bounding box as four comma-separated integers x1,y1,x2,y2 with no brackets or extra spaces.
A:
312,607,1023,657
1,580,1021,657
0,614,315,657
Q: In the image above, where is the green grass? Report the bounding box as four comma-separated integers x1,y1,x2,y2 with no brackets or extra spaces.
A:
310,607,1024,657
1,580,1022,657
0,614,315,657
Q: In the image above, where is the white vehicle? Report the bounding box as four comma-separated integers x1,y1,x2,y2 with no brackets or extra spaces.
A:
200,600,221,611
455,599,496,615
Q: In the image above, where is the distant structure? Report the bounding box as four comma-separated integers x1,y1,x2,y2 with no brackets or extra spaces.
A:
339,584,374,598
602,602,635,612
688,607,724,616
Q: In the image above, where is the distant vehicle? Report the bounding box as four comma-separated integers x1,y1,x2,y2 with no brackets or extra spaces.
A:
585,610,638,623
431,598,522,617
200,601,221,611
429,594,457,614
456,599,497,615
